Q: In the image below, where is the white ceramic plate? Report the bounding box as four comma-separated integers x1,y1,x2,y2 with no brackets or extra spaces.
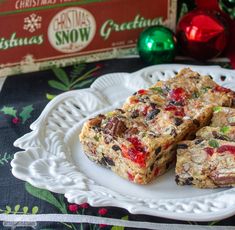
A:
11,64,235,221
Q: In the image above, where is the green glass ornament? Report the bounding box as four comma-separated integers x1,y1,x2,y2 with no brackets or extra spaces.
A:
219,0,235,19
137,26,176,64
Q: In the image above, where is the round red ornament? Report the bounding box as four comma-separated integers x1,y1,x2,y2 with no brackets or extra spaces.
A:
177,9,229,60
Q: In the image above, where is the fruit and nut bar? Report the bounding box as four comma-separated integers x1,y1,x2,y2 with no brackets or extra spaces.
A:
80,68,235,184
175,139,235,188
176,107,235,188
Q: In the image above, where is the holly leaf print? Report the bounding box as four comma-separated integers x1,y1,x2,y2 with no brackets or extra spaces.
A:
52,67,70,86
19,105,34,124
48,80,69,91
25,183,67,214
1,106,17,117
70,63,86,78
72,78,95,89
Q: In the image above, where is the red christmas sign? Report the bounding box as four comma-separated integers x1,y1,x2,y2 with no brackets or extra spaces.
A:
0,0,177,77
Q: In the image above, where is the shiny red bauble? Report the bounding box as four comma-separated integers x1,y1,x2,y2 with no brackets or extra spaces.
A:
177,9,229,60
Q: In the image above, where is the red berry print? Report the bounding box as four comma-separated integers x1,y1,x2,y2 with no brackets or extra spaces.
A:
80,203,89,209
68,204,78,212
204,147,214,156
98,208,108,216
99,224,107,228
12,117,21,124
96,63,104,69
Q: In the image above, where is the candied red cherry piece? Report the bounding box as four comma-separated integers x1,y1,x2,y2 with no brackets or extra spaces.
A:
121,144,146,167
165,105,177,111
217,145,235,154
204,147,214,156
170,87,187,102
174,109,185,117
165,105,185,117
127,137,142,148
142,106,150,116
127,171,134,181
138,89,149,95
214,85,231,93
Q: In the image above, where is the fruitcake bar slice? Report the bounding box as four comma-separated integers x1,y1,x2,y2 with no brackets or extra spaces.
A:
80,107,189,184
122,68,234,131
175,139,235,188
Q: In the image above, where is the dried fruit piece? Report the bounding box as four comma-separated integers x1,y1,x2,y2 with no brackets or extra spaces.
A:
212,131,230,141
191,91,200,99
112,145,121,151
137,89,149,95
165,105,185,117
121,145,146,167
155,146,161,155
127,171,134,181
177,143,188,149
146,109,160,120
217,145,235,154
195,139,204,145
150,87,164,95
183,177,193,185
100,157,115,167
169,87,187,103
121,137,147,167
130,110,139,118
142,106,150,116
204,147,214,156
208,139,219,148
220,126,230,134
154,167,159,176
174,117,183,126
213,106,222,112
193,119,200,127
214,85,231,93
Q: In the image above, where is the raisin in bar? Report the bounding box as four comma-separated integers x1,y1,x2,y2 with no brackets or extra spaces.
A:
80,68,234,184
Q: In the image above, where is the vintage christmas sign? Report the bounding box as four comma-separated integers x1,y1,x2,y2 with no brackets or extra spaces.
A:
0,0,177,77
